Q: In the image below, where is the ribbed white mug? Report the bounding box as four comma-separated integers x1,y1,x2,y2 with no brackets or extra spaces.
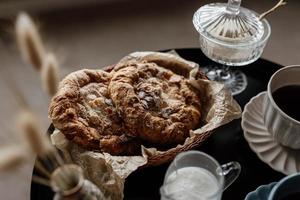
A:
263,65,300,149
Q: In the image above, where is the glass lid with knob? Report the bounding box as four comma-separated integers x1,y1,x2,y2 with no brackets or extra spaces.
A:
193,0,267,46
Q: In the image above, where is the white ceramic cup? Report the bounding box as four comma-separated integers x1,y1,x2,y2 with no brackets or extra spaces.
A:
263,65,300,149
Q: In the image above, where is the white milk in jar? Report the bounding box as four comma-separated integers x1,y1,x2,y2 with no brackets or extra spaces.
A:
161,167,221,200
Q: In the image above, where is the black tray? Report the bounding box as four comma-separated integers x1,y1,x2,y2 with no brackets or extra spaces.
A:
30,48,285,200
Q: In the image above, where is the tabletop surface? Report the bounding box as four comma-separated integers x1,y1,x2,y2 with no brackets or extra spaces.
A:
30,48,285,200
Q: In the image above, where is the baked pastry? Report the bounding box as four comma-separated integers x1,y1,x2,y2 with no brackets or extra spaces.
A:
49,69,140,155
109,61,201,145
49,56,202,155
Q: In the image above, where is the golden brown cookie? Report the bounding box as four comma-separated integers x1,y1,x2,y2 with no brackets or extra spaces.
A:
49,69,140,155
108,61,201,146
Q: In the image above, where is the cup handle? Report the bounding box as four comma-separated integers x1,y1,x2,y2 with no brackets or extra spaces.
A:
218,161,241,191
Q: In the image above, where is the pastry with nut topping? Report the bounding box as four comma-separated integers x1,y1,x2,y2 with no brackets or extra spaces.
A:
49,69,140,155
109,61,201,146
49,55,202,155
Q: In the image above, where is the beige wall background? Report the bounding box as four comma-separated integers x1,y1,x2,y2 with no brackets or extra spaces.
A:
0,0,299,199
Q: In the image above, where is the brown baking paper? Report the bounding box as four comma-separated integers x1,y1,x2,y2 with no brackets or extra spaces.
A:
51,51,241,200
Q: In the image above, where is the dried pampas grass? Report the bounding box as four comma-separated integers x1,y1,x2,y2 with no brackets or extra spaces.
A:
15,12,60,97
41,53,59,96
0,145,26,171
15,12,45,71
17,110,53,156
13,12,73,191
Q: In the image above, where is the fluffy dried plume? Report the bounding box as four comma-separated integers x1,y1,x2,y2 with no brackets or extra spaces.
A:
0,145,27,172
15,12,45,71
41,53,59,96
17,110,54,156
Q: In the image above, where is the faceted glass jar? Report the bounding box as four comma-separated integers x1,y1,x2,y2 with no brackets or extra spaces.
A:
193,2,271,66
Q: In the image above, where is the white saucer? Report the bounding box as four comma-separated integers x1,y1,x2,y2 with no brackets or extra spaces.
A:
241,92,300,175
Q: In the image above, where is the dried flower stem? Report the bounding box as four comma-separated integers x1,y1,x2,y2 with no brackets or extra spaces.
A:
41,53,59,96
48,154,75,186
45,153,60,169
32,175,51,187
53,151,65,166
16,12,45,71
259,0,287,20
14,12,76,192
40,154,57,171
34,153,75,191
35,159,51,178
17,110,53,156
36,150,70,184
0,146,26,171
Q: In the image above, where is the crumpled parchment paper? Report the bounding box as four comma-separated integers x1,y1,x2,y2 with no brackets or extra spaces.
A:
51,51,242,200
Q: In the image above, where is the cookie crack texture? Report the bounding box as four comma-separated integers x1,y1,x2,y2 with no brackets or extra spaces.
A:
109,61,201,146
49,59,202,155
49,69,140,155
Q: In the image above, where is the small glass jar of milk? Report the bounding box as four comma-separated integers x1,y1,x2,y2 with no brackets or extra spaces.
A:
160,151,241,200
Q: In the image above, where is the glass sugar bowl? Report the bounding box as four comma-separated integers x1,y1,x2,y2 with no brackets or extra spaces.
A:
193,0,271,66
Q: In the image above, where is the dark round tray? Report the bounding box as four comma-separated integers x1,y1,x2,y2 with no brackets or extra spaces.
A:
30,48,284,200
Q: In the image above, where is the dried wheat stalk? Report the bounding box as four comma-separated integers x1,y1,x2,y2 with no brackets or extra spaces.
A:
17,110,53,156
14,12,82,192
13,13,76,191
15,12,45,71
41,53,59,96
35,159,52,177
0,145,26,171
32,175,51,187
16,109,69,177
